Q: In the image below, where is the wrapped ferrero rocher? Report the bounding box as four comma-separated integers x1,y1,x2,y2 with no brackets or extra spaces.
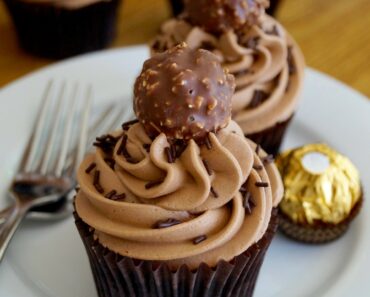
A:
276,143,363,243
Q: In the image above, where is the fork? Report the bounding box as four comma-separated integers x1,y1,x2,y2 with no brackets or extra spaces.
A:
0,102,132,224
0,80,91,263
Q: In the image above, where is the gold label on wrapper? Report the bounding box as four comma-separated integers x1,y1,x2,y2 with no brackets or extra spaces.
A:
276,144,361,225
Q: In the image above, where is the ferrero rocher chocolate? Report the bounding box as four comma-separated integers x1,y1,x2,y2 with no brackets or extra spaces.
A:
276,144,361,225
134,43,235,141
183,0,269,34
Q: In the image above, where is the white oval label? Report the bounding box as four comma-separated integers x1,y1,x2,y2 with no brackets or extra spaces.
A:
301,151,330,174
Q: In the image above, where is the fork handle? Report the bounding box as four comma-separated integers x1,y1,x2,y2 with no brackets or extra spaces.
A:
0,206,13,225
0,203,30,263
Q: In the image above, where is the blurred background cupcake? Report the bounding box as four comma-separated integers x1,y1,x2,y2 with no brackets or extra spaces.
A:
168,0,281,17
152,0,305,155
3,0,122,59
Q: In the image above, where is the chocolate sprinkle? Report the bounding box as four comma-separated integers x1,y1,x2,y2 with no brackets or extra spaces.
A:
287,46,296,75
210,186,219,198
143,143,151,153
104,190,117,199
243,191,255,214
145,180,163,189
205,133,213,150
104,158,116,169
255,181,269,188
121,119,139,131
94,183,104,194
165,147,174,163
202,159,213,175
253,165,263,171
117,134,127,155
248,90,269,109
93,134,120,154
118,134,137,164
93,170,104,193
85,162,96,174
193,235,207,245
112,193,126,201
153,218,181,229
169,141,177,160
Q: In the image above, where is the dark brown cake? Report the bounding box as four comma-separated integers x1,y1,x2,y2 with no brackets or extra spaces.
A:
4,0,121,59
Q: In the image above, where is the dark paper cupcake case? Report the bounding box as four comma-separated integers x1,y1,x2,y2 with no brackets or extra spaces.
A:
245,115,293,156
279,194,363,244
75,208,279,297
4,0,121,59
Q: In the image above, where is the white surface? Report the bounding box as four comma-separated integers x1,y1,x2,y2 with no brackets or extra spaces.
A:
302,151,330,175
0,46,369,297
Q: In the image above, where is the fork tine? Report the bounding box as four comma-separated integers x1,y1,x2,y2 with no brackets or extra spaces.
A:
86,103,115,145
68,85,92,175
54,83,79,177
108,104,133,131
19,80,53,173
38,82,66,175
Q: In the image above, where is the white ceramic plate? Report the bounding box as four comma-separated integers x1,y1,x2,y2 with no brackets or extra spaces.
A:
0,46,369,297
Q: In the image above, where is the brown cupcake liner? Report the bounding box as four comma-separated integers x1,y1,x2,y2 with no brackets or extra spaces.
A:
245,115,294,156
279,194,363,244
74,208,279,297
4,0,121,59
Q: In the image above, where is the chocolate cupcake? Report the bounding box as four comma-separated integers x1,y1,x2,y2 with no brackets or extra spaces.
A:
74,44,284,297
168,0,281,17
276,144,363,243
4,0,121,59
151,0,305,155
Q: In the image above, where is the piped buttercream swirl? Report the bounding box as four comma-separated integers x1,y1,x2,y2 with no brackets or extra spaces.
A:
75,121,283,269
151,15,305,134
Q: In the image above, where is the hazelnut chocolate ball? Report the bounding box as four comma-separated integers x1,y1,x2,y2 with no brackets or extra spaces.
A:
184,0,269,34
134,43,235,141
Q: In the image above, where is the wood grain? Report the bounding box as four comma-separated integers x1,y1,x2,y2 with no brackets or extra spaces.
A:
0,0,369,98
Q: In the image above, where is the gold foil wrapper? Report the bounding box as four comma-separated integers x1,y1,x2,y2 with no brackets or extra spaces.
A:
276,144,361,225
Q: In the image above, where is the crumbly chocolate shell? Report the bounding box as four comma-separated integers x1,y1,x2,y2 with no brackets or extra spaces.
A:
183,0,269,34
134,43,235,142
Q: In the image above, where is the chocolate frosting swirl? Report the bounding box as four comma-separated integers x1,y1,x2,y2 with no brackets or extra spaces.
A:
75,121,283,269
151,14,305,134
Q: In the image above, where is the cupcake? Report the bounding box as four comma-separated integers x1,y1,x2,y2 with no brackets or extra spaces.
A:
4,0,121,59
74,43,284,297
168,0,281,17
151,0,305,155
276,144,363,243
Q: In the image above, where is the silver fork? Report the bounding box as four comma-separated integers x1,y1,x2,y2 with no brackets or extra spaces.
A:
0,80,91,263
0,103,131,223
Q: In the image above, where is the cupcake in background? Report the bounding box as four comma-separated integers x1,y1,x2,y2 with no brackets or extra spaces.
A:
4,0,121,59
276,144,363,243
152,0,305,155
168,0,281,16
74,43,284,297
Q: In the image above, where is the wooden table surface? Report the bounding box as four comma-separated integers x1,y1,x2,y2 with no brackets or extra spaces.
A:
0,0,369,98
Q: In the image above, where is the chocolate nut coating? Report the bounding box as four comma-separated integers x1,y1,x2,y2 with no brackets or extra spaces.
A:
184,0,269,34
134,43,235,141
